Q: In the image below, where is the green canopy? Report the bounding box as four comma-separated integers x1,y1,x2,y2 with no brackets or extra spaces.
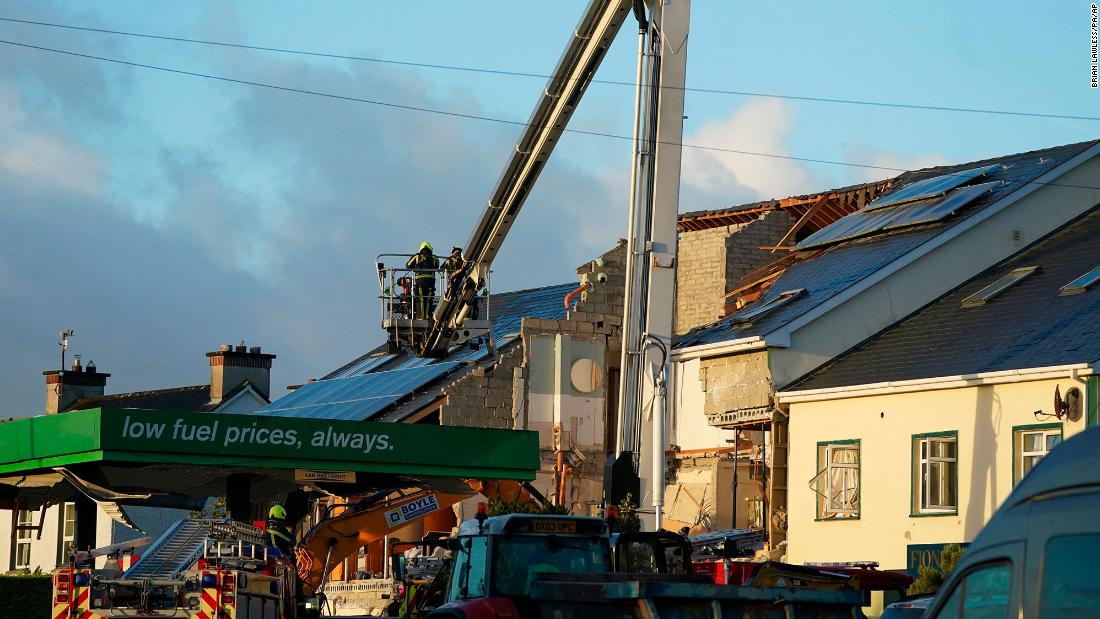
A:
0,408,539,507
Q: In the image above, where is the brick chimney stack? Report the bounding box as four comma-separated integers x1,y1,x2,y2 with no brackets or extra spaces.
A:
207,343,276,403
44,357,110,414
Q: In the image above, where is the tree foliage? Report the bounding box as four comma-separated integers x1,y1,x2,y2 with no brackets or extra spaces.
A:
907,543,965,596
608,494,641,533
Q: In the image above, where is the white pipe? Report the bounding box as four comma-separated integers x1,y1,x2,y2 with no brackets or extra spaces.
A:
669,336,766,362
777,363,1095,403
652,361,666,531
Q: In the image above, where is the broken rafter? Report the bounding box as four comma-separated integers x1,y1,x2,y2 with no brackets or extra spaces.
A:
771,195,833,253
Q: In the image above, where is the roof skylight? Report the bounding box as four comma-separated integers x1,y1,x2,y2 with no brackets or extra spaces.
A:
1059,265,1100,296
733,288,806,324
961,266,1038,308
867,164,1002,211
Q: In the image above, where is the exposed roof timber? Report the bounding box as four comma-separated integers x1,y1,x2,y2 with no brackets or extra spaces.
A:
772,196,833,253
677,180,894,233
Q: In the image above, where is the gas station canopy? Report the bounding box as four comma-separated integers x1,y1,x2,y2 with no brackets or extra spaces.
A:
0,408,539,508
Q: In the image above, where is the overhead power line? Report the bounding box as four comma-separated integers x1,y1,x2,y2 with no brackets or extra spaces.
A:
2,16,1098,123
3,37,1100,194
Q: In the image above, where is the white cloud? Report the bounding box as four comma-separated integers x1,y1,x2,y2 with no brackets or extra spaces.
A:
680,99,815,208
842,142,951,185
0,89,106,199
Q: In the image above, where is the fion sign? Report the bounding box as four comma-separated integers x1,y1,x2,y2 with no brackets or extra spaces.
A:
526,334,606,451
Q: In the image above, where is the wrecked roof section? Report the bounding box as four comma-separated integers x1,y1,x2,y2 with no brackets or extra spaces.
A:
677,139,1100,349
792,207,1100,390
252,282,576,421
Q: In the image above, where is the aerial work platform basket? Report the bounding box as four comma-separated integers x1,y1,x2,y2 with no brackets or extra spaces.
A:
375,253,491,355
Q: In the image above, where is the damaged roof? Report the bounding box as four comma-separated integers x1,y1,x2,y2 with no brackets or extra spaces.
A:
252,282,577,422
677,139,1100,349
677,179,892,234
792,207,1100,390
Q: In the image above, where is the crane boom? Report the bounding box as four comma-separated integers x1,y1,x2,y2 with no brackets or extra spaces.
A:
420,0,636,356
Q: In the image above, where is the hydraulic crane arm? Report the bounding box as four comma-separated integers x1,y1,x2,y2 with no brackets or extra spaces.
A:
295,480,542,592
421,0,637,356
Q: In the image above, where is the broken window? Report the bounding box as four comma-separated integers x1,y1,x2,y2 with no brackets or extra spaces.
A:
809,442,860,519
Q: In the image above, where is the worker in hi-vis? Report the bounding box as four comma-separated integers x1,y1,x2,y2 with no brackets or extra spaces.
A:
442,246,465,291
266,505,295,559
406,242,440,319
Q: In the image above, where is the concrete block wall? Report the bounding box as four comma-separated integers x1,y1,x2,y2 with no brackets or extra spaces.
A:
439,344,523,430
675,210,793,334
699,350,774,419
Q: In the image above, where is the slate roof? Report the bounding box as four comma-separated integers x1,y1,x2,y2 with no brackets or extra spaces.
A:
794,207,1100,390
258,282,577,421
676,139,1100,349
68,385,215,412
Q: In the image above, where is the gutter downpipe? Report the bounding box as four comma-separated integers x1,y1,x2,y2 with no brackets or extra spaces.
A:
777,363,1096,404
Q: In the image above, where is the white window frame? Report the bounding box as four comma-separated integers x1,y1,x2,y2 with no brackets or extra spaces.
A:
1016,427,1062,483
14,509,35,570
57,502,76,566
915,435,957,514
810,442,860,519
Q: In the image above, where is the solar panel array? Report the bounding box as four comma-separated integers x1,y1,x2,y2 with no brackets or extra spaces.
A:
866,164,1001,210
248,362,461,421
797,182,997,250
329,353,396,379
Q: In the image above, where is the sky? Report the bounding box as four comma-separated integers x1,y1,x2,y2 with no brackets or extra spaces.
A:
1,1,1097,415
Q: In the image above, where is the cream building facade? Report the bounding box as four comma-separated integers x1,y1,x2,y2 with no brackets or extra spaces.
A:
779,370,1097,570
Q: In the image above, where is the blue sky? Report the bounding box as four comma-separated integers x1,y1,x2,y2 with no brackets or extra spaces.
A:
0,1,1097,414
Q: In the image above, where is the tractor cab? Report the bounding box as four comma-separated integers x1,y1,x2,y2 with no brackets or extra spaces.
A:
429,514,611,619
610,530,694,575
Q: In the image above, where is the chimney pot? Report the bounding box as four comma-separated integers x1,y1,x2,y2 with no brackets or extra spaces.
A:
235,345,247,353
249,346,261,354
220,344,231,352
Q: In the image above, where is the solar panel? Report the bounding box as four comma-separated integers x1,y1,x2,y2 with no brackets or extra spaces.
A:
251,362,461,421
796,204,910,249
866,164,1001,210
331,353,395,378
882,182,998,231
796,181,999,250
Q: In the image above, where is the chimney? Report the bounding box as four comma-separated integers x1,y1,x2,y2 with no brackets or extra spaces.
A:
44,357,110,414
207,343,276,403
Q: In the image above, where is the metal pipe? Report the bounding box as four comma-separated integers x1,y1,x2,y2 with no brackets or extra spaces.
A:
615,24,648,459
732,428,739,529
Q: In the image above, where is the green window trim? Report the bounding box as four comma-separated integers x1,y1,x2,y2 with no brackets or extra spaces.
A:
1011,423,1063,484
813,438,861,521
910,431,959,517
1088,375,1098,427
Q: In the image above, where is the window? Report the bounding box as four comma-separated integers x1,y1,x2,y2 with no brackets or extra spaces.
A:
809,441,860,519
961,267,1038,307
14,509,35,570
492,535,609,596
448,535,488,600
1059,265,1100,295
733,289,805,325
56,502,76,566
1040,534,1100,616
914,433,957,515
932,562,1012,619
1013,425,1062,484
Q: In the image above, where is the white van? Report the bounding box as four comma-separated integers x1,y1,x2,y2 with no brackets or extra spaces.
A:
922,425,1100,618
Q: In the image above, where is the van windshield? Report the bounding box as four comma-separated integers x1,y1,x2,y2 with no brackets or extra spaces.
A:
491,535,610,596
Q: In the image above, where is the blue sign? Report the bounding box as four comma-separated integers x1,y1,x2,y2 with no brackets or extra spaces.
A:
384,495,441,528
